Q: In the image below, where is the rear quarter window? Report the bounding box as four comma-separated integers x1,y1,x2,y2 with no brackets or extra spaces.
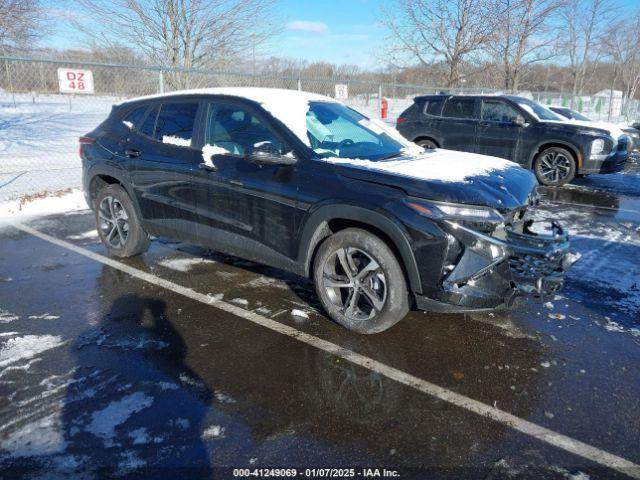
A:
121,105,149,130
424,99,445,116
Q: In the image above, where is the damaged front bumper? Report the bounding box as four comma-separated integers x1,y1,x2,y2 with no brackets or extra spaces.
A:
415,219,580,312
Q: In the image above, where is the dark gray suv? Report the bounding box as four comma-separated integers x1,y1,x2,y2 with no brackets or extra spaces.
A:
397,94,630,186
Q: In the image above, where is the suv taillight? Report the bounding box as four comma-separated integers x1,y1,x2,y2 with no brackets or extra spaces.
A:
79,136,95,157
396,117,407,125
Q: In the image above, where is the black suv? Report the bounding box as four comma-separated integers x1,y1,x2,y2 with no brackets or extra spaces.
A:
396,94,630,186
81,88,576,334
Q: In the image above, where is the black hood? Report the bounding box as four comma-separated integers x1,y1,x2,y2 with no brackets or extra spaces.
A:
331,151,537,211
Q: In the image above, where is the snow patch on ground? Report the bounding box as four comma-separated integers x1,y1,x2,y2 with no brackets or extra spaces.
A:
0,412,67,458
0,334,65,368
86,392,154,446
0,189,88,223
291,309,309,320
202,424,225,439
28,313,60,320
66,229,98,240
0,308,20,323
157,256,216,272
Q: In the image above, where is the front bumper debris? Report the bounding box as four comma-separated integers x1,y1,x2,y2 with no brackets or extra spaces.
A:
432,219,580,309
505,220,580,300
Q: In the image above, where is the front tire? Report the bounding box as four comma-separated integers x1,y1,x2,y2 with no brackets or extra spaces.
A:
534,147,576,186
416,138,438,150
313,228,410,334
95,184,150,257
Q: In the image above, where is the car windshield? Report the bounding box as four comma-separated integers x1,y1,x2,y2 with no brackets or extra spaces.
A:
567,109,591,121
513,98,562,121
306,102,405,160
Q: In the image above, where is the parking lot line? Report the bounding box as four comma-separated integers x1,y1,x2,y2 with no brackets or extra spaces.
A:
12,222,640,479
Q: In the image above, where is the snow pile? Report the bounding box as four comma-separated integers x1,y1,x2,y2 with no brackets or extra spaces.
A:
202,424,225,439
322,149,518,184
0,189,88,224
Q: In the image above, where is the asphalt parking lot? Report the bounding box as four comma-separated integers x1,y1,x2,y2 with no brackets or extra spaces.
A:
1,166,639,479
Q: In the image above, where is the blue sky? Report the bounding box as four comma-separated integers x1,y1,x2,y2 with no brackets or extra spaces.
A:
40,0,387,68
38,0,640,68
272,0,386,67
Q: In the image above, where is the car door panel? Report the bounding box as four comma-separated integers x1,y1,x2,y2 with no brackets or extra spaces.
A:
440,98,479,153
195,99,301,262
127,101,202,240
476,100,523,161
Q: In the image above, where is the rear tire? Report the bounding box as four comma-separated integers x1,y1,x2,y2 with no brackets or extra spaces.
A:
416,138,438,150
95,184,150,257
534,147,576,186
313,228,410,334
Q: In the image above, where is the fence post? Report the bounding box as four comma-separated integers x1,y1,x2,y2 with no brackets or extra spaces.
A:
158,68,165,94
3,59,16,108
297,78,301,91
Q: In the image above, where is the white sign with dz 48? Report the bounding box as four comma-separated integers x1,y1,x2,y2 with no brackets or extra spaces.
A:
57,68,94,94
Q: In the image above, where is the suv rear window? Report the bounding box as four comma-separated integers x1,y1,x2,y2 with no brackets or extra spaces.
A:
155,102,199,147
442,98,477,119
424,99,445,116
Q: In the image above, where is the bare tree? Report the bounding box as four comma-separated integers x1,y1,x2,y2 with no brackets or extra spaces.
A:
604,14,640,119
559,0,616,104
73,0,277,88
488,0,562,91
0,0,43,53
380,0,500,88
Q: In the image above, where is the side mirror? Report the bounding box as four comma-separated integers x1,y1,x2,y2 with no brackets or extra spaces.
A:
244,142,297,166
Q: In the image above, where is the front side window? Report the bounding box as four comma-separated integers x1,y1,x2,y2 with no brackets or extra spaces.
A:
155,102,199,147
306,102,405,160
481,101,521,123
442,99,477,119
512,97,561,121
205,104,283,155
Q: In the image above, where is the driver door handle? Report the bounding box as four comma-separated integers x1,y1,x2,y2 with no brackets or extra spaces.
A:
125,149,141,159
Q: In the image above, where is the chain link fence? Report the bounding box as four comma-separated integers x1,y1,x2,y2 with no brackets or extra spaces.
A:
1,56,639,202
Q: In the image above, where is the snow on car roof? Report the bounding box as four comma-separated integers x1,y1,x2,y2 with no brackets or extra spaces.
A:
117,87,337,146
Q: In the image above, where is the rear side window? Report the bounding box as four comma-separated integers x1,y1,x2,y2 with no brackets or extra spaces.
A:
442,99,477,119
121,106,148,130
140,105,159,137
155,102,199,147
424,99,445,116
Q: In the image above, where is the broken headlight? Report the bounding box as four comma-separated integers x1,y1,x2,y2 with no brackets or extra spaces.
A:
404,199,504,230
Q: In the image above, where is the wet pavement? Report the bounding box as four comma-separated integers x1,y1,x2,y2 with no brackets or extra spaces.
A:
1,165,639,479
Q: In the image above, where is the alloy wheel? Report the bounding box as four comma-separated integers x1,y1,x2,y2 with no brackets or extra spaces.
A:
98,196,129,248
322,247,387,322
538,150,572,184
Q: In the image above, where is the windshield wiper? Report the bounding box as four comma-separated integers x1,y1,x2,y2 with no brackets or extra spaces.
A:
378,152,404,161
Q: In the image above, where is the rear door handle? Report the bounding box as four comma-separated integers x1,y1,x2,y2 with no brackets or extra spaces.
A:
125,149,141,158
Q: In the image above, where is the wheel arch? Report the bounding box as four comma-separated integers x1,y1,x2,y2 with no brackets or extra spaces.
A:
299,205,423,294
529,141,582,170
413,135,440,148
87,168,143,221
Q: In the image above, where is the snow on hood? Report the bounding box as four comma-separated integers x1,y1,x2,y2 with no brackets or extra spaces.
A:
540,119,627,138
322,148,520,184
118,87,334,147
